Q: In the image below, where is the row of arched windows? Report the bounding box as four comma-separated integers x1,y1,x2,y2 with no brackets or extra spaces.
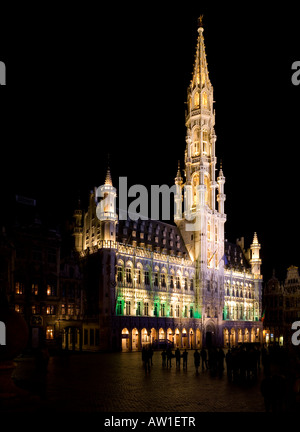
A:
189,90,209,111
225,288,253,299
116,261,195,291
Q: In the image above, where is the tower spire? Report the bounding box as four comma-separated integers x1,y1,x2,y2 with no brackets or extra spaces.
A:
190,15,211,92
105,154,113,186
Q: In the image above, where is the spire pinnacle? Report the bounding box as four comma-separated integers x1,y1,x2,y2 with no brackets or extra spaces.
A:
198,14,204,29
190,15,211,92
175,160,183,185
105,166,113,186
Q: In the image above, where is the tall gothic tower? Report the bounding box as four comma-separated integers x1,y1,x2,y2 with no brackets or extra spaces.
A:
175,17,226,335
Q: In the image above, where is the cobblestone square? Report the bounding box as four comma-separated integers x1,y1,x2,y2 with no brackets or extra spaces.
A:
1,350,266,413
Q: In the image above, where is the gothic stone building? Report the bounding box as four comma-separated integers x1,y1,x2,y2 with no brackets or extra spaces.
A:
73,20,263,352
263,266,300,346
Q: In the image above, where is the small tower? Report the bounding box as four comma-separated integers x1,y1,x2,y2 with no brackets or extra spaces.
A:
96,166,118,247
250,232,262,275
174,161,183,221
217,163,226,215
73,199,83,253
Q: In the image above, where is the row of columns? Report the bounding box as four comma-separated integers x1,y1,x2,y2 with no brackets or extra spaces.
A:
121,327,202,352
223,327,261,347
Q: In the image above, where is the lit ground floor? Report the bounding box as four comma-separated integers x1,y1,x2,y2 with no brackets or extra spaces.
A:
36,317,263,353
113,317,263,352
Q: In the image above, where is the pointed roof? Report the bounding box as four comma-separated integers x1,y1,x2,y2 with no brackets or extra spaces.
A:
105,166,113,186
190,16,212,92
252,232,259,245
175,161,183,186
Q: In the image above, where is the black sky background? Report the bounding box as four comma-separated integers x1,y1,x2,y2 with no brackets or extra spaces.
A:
0,3,299,283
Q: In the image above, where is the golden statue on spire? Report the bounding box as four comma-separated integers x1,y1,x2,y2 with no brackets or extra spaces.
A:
198,15,204,28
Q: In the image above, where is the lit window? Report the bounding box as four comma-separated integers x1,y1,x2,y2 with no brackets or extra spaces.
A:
116,300,123,316
203,131,208,154
31,283,38,295
46,326,54,340
170,304,174,317
202,91,208,109
15,282,24,295
117,266,123,282
144,302,149,316
194,92,200,108
126,268,132,284
46,305,55,315
67,304,74,315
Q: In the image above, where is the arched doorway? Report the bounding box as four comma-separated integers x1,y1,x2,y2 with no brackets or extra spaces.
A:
182,328,187,348
150,328,157,345
189,328,195,349
224,328,229,347
230,328,235,346
159,328,165,346
175,328,180,347
196,329,201,348
205,323,215,348
167,328,174,347
132,328,139,351
121,328,130,351
141,328,150,348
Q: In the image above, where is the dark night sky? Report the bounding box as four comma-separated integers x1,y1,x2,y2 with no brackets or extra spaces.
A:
0,3,299,282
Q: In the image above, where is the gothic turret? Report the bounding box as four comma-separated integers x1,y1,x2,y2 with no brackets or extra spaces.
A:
96,166,118,247
250,232,262,276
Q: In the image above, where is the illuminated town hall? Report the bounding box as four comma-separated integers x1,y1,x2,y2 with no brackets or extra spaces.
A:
73,19,263,352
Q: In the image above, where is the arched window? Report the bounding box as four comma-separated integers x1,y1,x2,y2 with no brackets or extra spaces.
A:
193,128,200,156
207,221,211,241
192,173,199,205
194,92,200,108
204,176,209,206
203,131,208,154
202,91,208,109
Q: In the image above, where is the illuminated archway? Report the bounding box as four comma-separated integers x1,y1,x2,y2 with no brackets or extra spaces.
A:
175,328,180,347
132,328,139,351
150,328,157,345
121,328,129,352
182,328,187,348
189,328,195,349
224,328,229,347
141,328,150,347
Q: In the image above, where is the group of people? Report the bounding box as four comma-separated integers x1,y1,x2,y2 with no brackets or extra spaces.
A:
142,345,226,376
225,345,261,383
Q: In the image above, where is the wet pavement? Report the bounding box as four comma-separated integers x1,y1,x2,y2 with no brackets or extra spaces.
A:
0,350,266,413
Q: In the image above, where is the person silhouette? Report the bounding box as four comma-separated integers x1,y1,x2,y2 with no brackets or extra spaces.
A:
175,348,181,369
194,349,200,375
182,349,188,370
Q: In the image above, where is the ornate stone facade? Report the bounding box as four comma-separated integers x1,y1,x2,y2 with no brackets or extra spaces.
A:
74,20,263,351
